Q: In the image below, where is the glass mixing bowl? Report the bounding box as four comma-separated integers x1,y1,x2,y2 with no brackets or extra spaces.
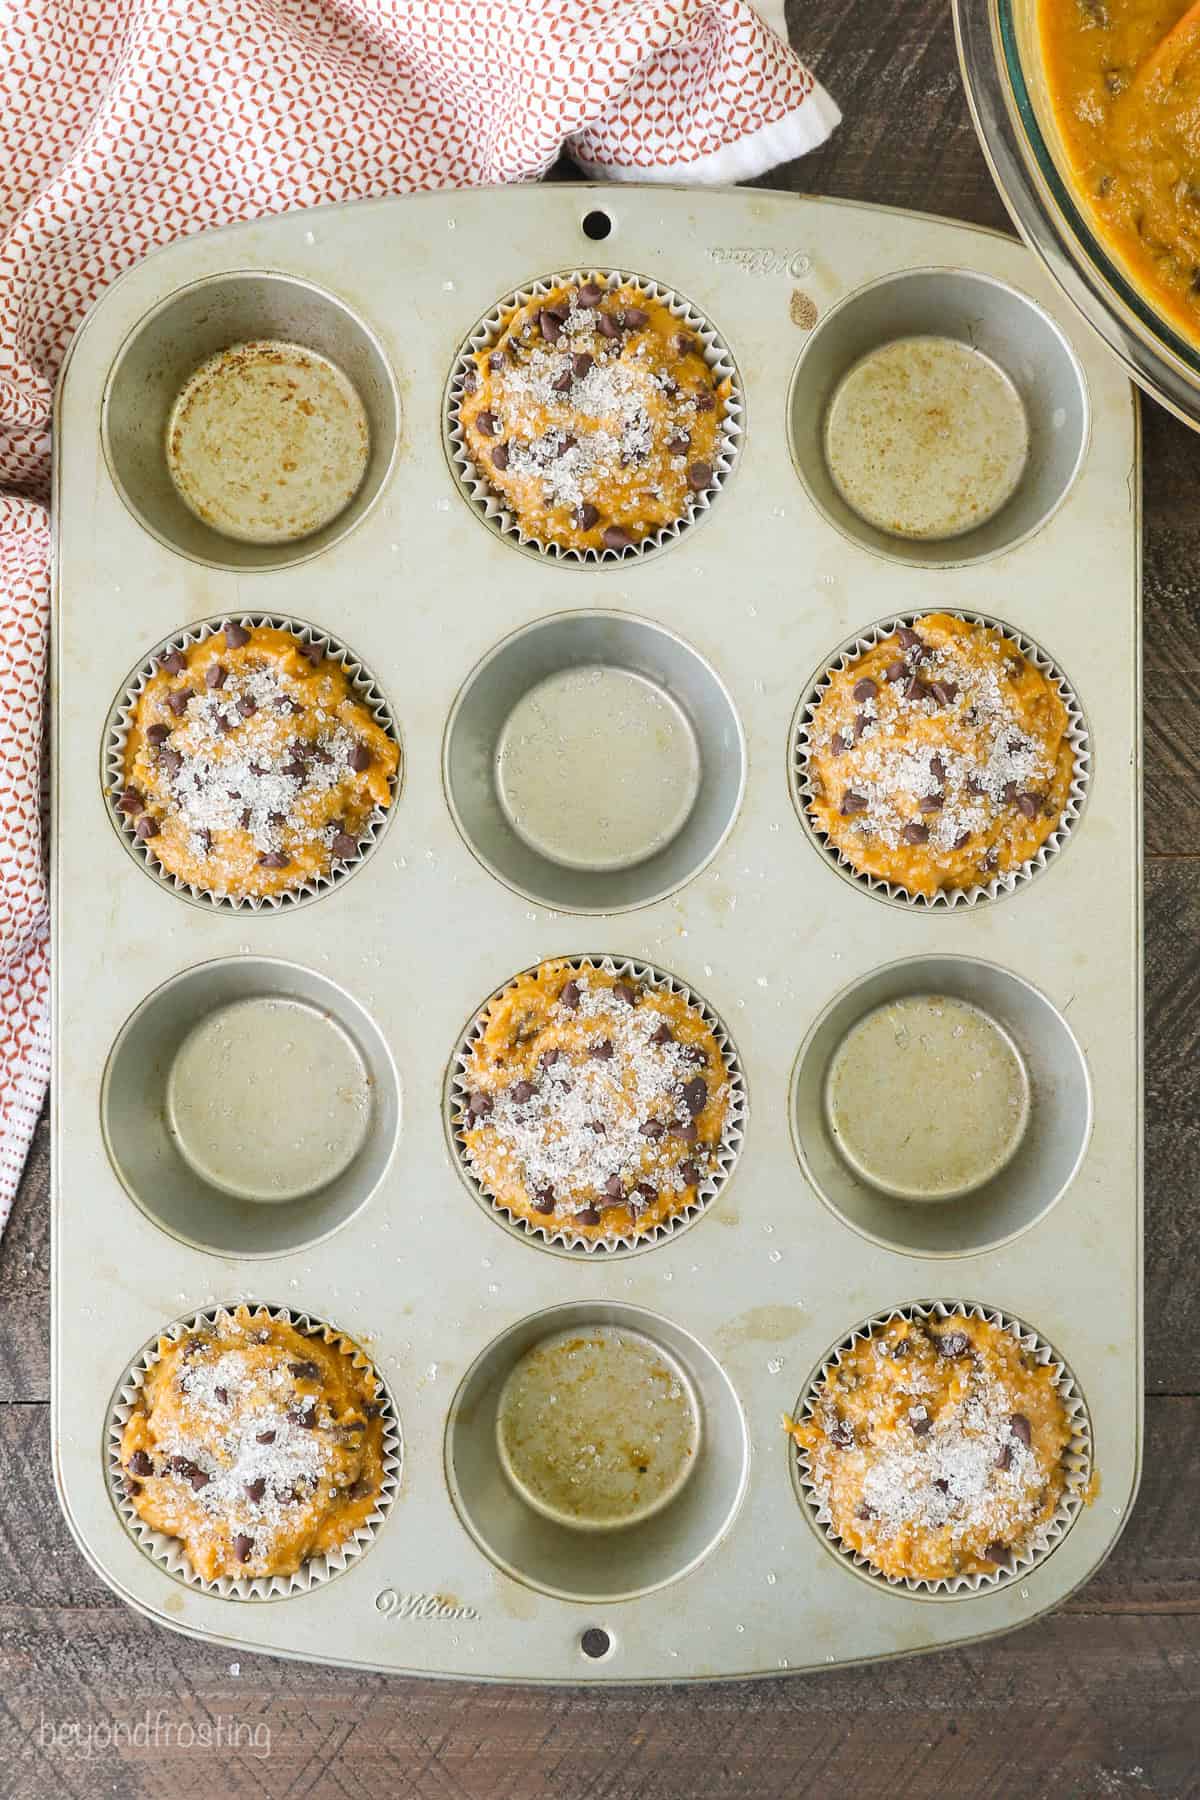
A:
955,0,1200,428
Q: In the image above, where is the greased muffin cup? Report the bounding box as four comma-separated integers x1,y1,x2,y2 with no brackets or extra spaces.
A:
103,614,401,911
789,1300,1093,1598
106,1304,402,1600
444,270,743,564
447,955,747,1255
790,611,1091,909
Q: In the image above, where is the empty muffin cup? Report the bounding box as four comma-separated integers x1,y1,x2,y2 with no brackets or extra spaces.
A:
786,268,1089,566
102,958,400,1255
444,612,744,912
446,1303,748,1601
791,956,1091,1256
102,272,399,569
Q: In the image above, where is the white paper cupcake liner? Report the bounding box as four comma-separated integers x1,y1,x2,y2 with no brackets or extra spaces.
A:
446,955,747,1255
103,614,401,911
443,269,743,565
789,1299,1093,1598
790,611,1091,909
106,1303,402,1601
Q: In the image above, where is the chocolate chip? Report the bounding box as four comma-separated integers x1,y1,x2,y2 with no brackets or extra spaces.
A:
682,1043,708,1065
571,351,594,380
918,793,944,813
166,1455,194,1477
539,1048,561,1069
116,786,142,814
933,1478,950,1495
673,331,698,356
234,1533,254,1564
650,1022,673,1045
694,389,717,412
884,658,908,684
640,1119,665,1139
936,1331,971,1358
214,1385,229,1405
1003,781,1018,805
929,680,958,707
575,281,604,307
576,1205,601,1225
125,1478,142,1499
686,460,712,492
510,1080,535,1104
288,1360,320,1381
166,687,193,717
467,1091,493,1119
491,443,509,471
134,814,159,840
205,661,227,690
1010,1413,1032,1447
331,831,358,859
829,1417,855,1449
953,830,972,849
146,722,170,746
187,1468,210,1492
258,850,290,869
634,1181,657,1201
621,306,649,330
349,744,372,773
488,351,506,373
224,621,250,649
840,790,868,816
585,1120,606,1134
672,1119,698,1143
532,1186,555,1214
597,311,622,340
297,640,325,667
575,502,600,530
128,1450,153,1477
476,409,498,436
255,1430,276,1445
852,678,877,702
540,306,566,343
603,1174,624,1199
830,733,847,758
903,674,928,703
897,626,923,653
245,1477,266,1503
984,1541,1013,1567
160,746,182,777
966,775,986,796
856,1502,876,1520
601,524,633,550
1016,792,1041,819
589,1039,614,1060
666,432,690,454
930,755,946,783
679,1161,700,1186
551,364,574,393
159,649,188,675
287,1403,317,1429
461,367,479,395
561,980,581,1010
909,1408,932,1437
681,1076,707,1116
995,1441,1014,1471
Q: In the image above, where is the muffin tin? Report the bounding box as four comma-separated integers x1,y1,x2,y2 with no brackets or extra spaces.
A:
51,183,1141,1681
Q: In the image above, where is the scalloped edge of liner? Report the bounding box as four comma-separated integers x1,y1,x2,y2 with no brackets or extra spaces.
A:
449,955,747,1255
791,612,1092,909
106,1303,402,1601
444,269,743,564
104,615,400,911
790,1299,1093,1597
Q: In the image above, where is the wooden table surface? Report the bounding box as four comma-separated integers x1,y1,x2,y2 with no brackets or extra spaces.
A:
5,2,1199,1794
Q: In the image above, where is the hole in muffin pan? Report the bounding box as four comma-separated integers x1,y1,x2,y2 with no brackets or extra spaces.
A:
790,956,1091,1257
444,612,745,912
445,1303,748,1603
102,272,400,570
580,1627,614,1659
786,268,1089,567
101,959,400,1256
581,210,614,241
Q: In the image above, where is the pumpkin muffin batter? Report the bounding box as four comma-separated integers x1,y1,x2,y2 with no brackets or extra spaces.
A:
458,959,735,1240
117,622,398,900
804,614,1075,898
1041,0,1200,346
118,1307,389,1583
458,276,731,553
788,1312,1075,1583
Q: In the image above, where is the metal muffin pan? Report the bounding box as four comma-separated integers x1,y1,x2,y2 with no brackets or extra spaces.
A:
51,184,1141,1682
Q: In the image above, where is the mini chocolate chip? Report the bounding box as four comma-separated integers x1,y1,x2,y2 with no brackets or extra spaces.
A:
532,1186,555,1214
214,1385,229,1404
933,1478,950,1495
159,649,188,675
909,1409,932,1437
936,1331,972,1358
116,787,142,814
461,368,479,394
287,1404,317,1429
343,743,370,774
650,1022,673,1045
159,746,182,776
491,443,509,471
984,1541,1013,1566
166,687,193,717
1003,780,1018,805
673,331,698,356
929,680,959,707
189,1469,211,1492
586,1120,606,1134
621,306,649,330
640,1119,665,1139
476,409,498,436
1010,1413,1032,1447
1016,792,1041,819
829,1417,855,1449
167,1455,195,1476
613,980,638,1006
561,980,581,1010
897,626,923,652
255,1430,276,1445
634,1181,657,1200
224,621,250,649
467,1091,493,1119
488,351,506,373
539,1047,561,1068
589,1039,614,1060
840,790,868,816
146,722,170,746
902,822,929,845
125,1478,142,1498
258,850,291,869
601,524,633,549
903,674,928,703
830,733,847,758
856,1502,876,1520
666,432,690,454
552,365,573,393
681,1076,707,1116
953,830,972,849
930,755,946,783
205,661,227,690
694,389,717,412
918,793,944,813
575,502,600,530
995,1441,1014,1471
681,1044,708,1065
852,678,877,702
597,311,622,340
245,1477,266,1503
234,1533,254,1564
679,1161,700,1186
297,640,325,667
128,1450,153,1477
331,831,358,859
673,1119,698,1143
884,658,908,684
540,306,566,343
289,1360,320,1381
576,1205,602,1225
510,1080,535,1104
572,352,594,379
966,775,986,796
603,1175,625,1199
575,281,604,306
687,460,712,491
135,814,159,840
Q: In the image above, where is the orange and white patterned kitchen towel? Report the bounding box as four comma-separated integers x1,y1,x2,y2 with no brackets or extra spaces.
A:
0,0,838,1226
